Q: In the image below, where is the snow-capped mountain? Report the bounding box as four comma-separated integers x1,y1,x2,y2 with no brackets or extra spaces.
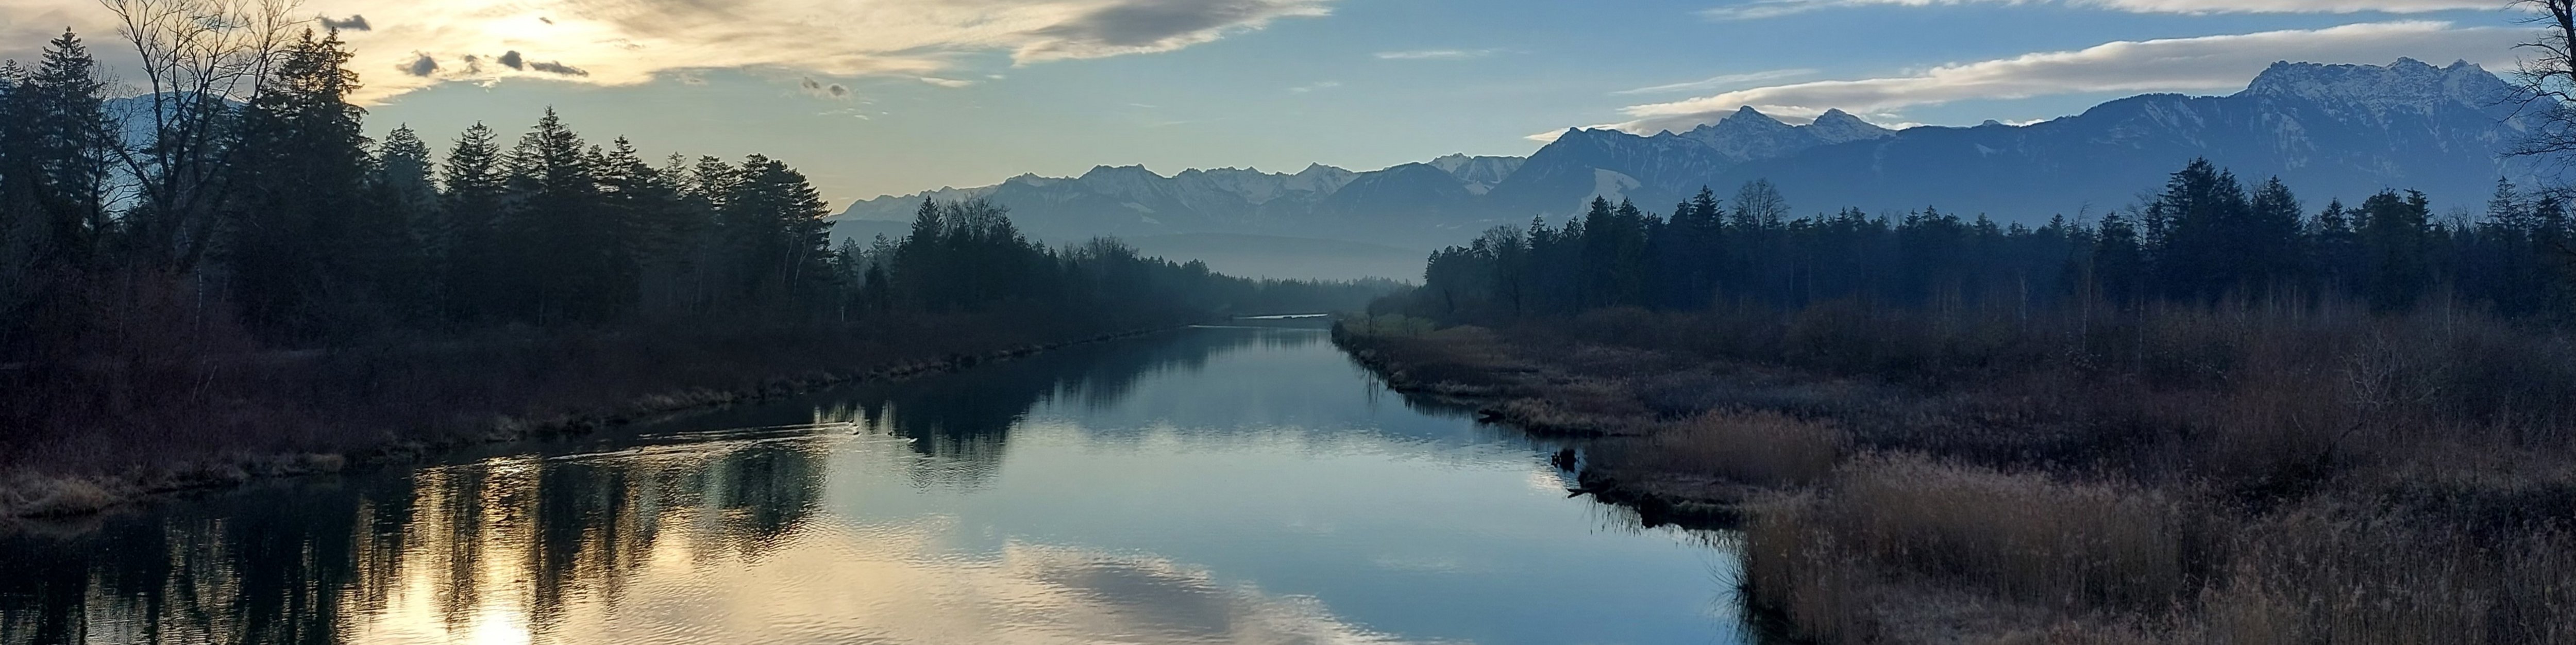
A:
835,157,1523,248
836,58,2549,256
1696,58,2543,219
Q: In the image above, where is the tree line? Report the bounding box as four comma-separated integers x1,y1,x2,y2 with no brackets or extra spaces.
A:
1406,159,2571,321
0,27,1383,361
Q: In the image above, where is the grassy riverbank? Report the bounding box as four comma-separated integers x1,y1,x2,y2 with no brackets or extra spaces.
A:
1335,303,2576,643
0,307,1196,520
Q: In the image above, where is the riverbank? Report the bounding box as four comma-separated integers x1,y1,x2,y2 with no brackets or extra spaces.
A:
1334,305,2576,643
1,312,1196,522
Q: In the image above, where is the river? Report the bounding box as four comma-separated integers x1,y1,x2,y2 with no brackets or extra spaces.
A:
0,325,1751,644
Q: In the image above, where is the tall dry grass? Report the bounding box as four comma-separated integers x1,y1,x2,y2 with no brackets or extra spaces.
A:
1611,410,1845,487
1366,297,2576,643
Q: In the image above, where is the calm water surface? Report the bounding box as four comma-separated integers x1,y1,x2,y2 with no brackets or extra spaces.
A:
1,326,1749,644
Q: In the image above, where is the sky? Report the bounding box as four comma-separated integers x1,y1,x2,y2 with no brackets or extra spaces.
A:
0,0,2541,205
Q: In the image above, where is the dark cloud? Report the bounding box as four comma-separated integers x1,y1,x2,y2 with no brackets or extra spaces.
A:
498,51,525,70
399,53,437,77
798,76,849,99
529,60,589,76
1031,0,1316,48
321,14,371,31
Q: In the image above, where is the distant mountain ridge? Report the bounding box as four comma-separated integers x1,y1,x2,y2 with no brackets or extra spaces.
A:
837,58,2547,253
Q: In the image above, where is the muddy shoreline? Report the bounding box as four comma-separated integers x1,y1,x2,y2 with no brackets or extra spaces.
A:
1331,324,1750,530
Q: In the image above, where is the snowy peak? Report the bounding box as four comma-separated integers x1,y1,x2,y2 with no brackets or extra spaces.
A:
1287,163,1359,193
1427,153,1527,192
1807,108,1895,144
1666,105,1887,164
2240,58,2515,112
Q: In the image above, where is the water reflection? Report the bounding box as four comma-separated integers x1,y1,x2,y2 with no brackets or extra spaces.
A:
1,327,1741,645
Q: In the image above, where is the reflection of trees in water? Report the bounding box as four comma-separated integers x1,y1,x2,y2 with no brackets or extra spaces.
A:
0,435,826,645
0,328,1320,644
807,327,1321,489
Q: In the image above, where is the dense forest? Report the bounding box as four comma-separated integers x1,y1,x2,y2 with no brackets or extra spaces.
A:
0,29,1376,354
1346,127,2576,640
1401,160,2568,321
0,28,1387,483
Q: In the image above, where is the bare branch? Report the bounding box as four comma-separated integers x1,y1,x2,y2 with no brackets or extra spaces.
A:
97,0,304,271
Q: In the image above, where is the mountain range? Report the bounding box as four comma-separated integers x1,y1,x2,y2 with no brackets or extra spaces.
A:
834,58,2550,278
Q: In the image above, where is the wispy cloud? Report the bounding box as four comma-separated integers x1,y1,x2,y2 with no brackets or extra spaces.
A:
1289,80,1342,93
1613,68,1817,95
1373,48,1501,60
0,0,1339,103
919,77,975,88
1702,0,2504,20
1548,21,2522,140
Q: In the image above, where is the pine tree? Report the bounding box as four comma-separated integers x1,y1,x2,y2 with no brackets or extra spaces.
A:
2147,158,2251,301
222,29,378,340
723,155,832,307
374,125,441,320
501,108,616,323
439,123,507,322
2358,190,2435,311
2245,177,2306,293
3,31,114,273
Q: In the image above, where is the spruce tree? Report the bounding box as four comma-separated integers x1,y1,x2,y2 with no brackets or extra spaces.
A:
439,123,507,322
223,29,377,340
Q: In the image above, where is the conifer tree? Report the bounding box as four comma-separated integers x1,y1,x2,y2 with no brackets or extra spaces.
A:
439,123,507,322
2356,190,2435,311
223,29,377,339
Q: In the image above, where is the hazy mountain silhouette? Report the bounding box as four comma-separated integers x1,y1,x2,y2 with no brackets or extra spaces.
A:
834,58,2546,276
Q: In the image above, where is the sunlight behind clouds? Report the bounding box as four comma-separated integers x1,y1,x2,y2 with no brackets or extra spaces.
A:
1567,20,2527,137
0,0,1334,102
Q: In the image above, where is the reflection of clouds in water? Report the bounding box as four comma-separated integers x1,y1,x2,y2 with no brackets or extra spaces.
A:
23,433,1425,645
1,327,1730,645
515,441,1434,644
375,502,1425,644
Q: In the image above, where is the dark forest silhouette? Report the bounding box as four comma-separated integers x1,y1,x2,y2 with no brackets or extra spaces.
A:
1401,163,2570,323
0,28,1389,479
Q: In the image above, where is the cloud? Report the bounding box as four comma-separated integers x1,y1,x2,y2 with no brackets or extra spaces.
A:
1373,48,1500,60
399,52,437,76
0,0,1339,103
527,60,586,76
1015,0,1335,62
1613,68,1817,95
1288,80,1341,93
919,76,975,87
1702,0,2505,20
320,14,371,31
800,76,854,98
1581,21,2527,137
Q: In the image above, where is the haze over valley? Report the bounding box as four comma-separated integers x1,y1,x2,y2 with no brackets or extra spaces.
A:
6,1,2576,643
837,58,2546,280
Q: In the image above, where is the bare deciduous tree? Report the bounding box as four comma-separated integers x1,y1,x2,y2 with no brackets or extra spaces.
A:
2512,0,2576,172
99,0,300,271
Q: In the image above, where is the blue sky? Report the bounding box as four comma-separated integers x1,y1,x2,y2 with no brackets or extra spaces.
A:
0,0,2534,204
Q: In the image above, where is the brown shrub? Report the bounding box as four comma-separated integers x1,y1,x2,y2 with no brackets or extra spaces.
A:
1828,454,2189,611
1617,410,1845,487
